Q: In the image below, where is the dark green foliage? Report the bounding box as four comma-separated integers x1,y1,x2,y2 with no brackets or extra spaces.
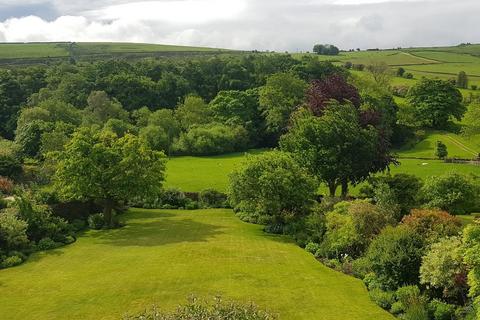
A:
360,174,423,219
36,237,61,251
397,67,406,77
199,189,228,208
457,71,469,89
124,296,276,320
161,188,187,208
209,89,264,146
88,213,105,230
369,288,395,310
407,78,465,129
366,226,425,290
15,120,53,158
0,70,28,139
435,141,448,159
313,44,340,56
0,154,22,179
428,300,456,320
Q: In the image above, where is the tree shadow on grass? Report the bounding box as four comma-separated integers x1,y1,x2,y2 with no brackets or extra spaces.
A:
89,215,225,247
24,248,65,263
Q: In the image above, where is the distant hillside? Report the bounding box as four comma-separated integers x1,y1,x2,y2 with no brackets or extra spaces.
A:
0,42,233,66
296,43,480,87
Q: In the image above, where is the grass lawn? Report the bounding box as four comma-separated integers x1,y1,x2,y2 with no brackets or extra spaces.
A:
165,149,264,192
0,208,393,320
165,150,480,194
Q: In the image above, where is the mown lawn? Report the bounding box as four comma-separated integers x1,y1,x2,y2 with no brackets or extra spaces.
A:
165,150,480,194
0,209,393,320
165,150,264,192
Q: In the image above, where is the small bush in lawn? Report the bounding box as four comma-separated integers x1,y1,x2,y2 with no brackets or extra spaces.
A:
124,296,276,320
199,189,228,208
369,288,395,310
0,255,23,268
88,213,105,230
37,237,61,251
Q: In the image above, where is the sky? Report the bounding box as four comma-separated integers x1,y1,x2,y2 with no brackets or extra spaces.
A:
0,0,478,51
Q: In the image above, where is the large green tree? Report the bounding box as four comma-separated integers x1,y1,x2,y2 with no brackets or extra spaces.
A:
407,78,465,129
54,128,166,226
280,103,386,197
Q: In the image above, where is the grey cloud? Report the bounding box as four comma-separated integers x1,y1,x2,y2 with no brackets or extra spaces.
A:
0,0,478,51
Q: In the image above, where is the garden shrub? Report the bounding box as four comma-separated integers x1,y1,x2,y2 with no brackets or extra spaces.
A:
229,151,316,229
369,288,395,310
184,199,199,210
366,226,424,290
161,188,187,208
0,154,22,179
71,219,86,231
37,237,60,251
402,209,461,245
421,172,479,215
0,210,29,251
305,242,320,255
199,189,228,208
124,296,276,320
351,257,370,279
403,303,429,320
0,255,23,268
88,213,105,230
428,300,456,320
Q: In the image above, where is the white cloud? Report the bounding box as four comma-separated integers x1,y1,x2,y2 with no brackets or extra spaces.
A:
86,0,247,24
0,0,478,51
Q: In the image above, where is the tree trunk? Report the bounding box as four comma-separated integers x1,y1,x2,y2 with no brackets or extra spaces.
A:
341,180,349,199
103,199,114,228
328,182,337,197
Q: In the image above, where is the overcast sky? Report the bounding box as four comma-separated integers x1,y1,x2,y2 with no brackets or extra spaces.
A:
0,0,477,51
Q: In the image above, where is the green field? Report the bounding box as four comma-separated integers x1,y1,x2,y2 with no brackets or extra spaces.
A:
0,42,229,65
0,208,393,320
302,44,480,87
165,150,480,194
395,130,480,159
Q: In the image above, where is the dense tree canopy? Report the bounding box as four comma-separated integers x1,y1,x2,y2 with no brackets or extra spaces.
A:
281,103,390,197
53,128,166,226
407,78,465,129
